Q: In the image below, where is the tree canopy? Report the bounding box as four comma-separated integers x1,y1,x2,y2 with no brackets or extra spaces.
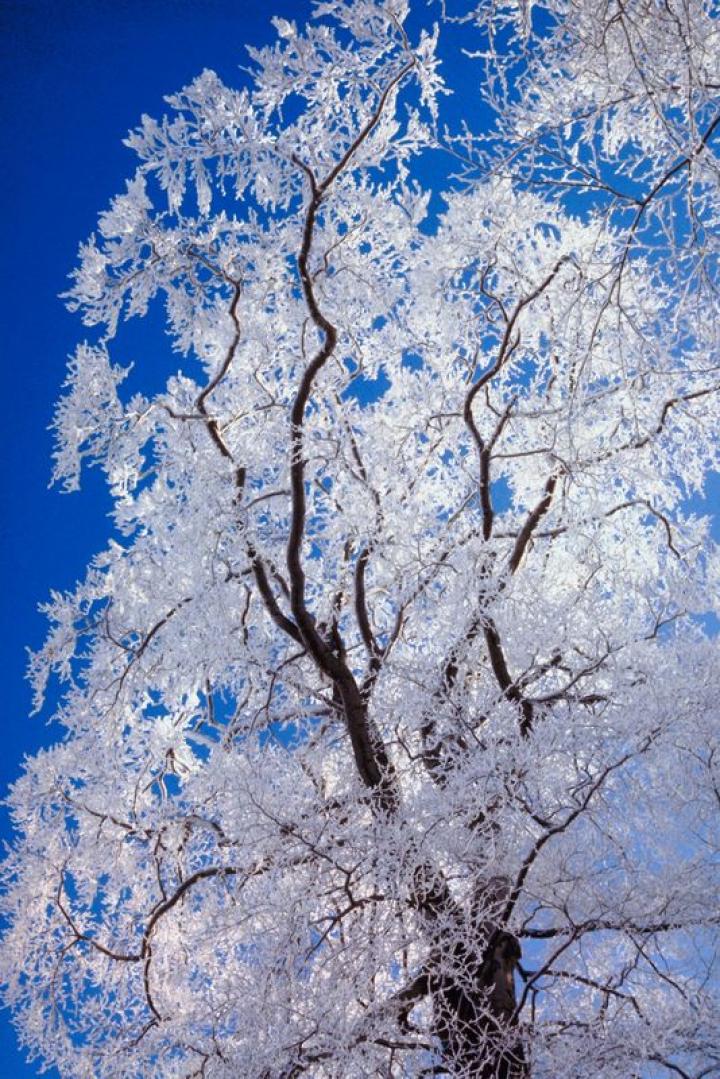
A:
2,1,720,1076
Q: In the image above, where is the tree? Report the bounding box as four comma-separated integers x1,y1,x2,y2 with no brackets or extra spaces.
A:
2,0,720,1074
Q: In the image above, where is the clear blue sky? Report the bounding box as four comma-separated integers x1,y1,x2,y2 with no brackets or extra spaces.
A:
0,3,314,1074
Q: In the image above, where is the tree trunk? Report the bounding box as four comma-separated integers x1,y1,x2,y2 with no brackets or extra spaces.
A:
414,867,528,1077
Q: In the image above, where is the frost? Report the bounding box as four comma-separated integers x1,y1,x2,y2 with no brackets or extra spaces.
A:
51,343,130,492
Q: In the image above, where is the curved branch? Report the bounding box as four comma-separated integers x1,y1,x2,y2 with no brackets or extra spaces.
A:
285,68,414,802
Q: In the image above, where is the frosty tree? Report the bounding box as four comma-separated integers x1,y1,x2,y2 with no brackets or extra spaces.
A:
3,0,720,1075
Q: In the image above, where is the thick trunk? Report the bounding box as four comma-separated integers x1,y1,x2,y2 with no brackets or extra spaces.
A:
430,928,526,1078
414,868,527,1077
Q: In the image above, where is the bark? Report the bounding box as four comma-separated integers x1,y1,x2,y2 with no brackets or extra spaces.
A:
414,868,528,1077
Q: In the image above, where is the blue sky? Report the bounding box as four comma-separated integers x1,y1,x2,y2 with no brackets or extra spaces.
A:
0,3,315,1074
